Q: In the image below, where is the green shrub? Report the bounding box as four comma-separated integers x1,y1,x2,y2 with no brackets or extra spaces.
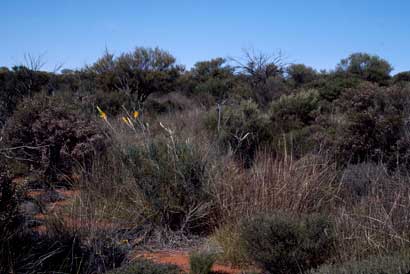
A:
310,252,410,274
189,251,216,274
329,83,410,169
122,135,212,233
92,90,133,115
107,259,180,274
240,213,336,274
2,93,107,182
270,89,320,133
205,99,272,166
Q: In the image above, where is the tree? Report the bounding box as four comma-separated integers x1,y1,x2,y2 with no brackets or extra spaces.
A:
187,58,236,101
89,47,183,106
231,49,288,105
336,53,393,85
286,64,318,87
393,71,410,84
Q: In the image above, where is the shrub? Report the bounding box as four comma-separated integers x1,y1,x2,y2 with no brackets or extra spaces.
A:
2,93,107,182
310,252,410,274
107,259,180,274
239,213,336,274
92,90,133,116
189,251,216,274
336,53,393,85
205,99,272,166
286,64,318,88
329,83,410,169
270,89,320,133
122,132,212,233
144,92,194,114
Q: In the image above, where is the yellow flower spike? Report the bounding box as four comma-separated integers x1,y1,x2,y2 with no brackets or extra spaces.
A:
96,106,107,120
133,111,139,119
121,116,129,125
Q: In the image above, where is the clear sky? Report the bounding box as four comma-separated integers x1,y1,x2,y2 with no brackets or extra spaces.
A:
1,0,409,73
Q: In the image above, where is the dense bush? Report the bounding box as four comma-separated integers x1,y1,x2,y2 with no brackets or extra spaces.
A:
89,47,183,105
286,64,318,88
336,53,393,85
270,89,320,133
122,134,212,233
205,99,272,166
240,213,336,274
0,66,51,125
107,259,180,274
310,252,410,274
2,93,107,182
189,251,216,274
329,83,410,169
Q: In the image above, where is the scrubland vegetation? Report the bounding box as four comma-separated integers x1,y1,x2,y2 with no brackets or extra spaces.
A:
1,48,410,273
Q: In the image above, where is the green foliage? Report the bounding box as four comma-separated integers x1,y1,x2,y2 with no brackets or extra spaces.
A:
393,71,410,84
89,47,182,105
270,89,320,133
188,58,236,102
287,64,318,87
122,136,212,232
310,252,410,274
2,93,107,182
0,66,51,125
240,213,336,274
92,90,133,115
205,99,272,166
328,82,410,169
189,252,216,274
107,259,180,274
336,52,393,85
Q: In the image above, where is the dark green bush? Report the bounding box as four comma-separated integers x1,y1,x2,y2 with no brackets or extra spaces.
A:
205,99,272,166
189,251,216,274
270,89,320,133
286,64,318,88
122,136,212,233
240,213,336,274
92,90,133,115
328,83,410,169
310,252,410,274
2,93,107,182
107,259,180,274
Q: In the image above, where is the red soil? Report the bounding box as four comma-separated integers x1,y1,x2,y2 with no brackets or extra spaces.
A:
135,250,245,274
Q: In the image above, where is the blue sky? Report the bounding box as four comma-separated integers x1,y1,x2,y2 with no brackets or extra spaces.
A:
1,0,409,73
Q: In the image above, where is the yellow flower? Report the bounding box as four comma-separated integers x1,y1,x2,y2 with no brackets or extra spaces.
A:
96,106,107,121
122,116,129,125
121,239,129,244
133,111,139,119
